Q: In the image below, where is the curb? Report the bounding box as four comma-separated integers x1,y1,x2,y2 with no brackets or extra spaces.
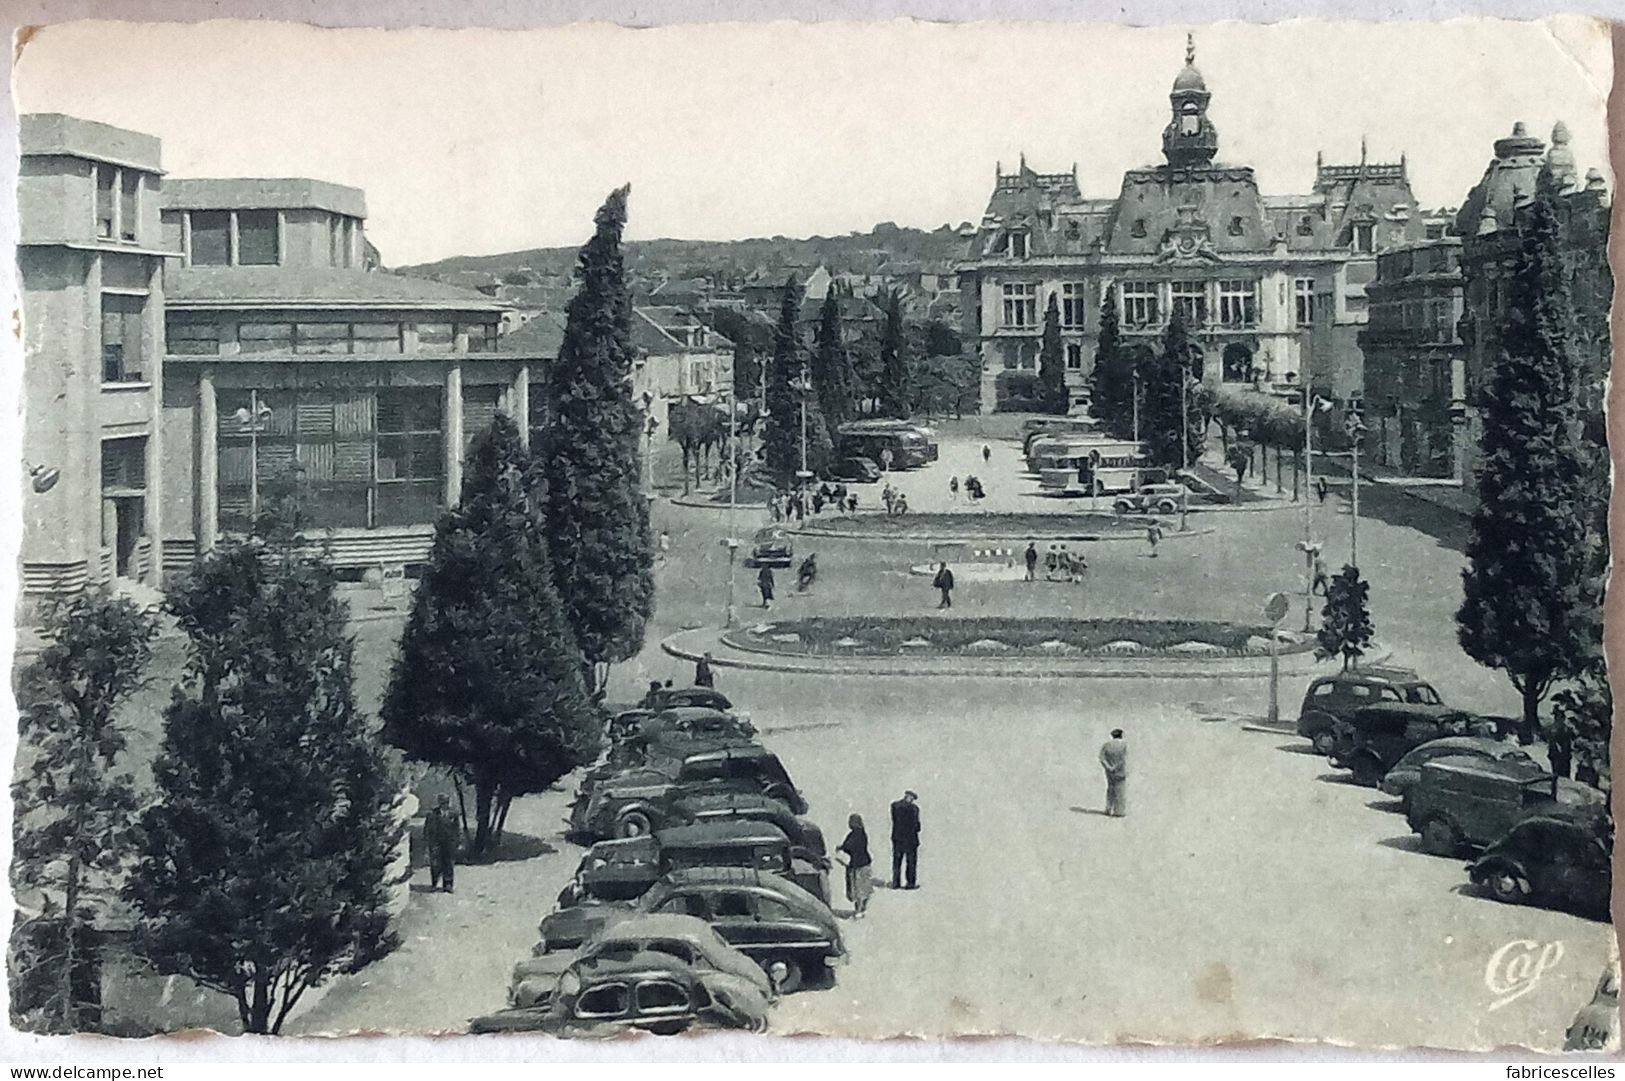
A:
669,492,770,511
788,523,1217,545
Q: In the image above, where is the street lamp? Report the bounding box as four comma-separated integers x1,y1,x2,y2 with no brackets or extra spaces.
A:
233,393,274,518
1178,351,1195,533
1132,364,1141,445
24,461,59,494
722,384,740,629
789,373,812,482
1346,406,1368,569
1301,391,1332,631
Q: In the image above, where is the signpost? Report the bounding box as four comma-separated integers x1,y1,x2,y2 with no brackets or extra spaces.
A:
1263,591,1291,726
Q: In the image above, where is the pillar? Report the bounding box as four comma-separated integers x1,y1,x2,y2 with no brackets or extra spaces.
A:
143,258,163,585
513,364,531,449
445,362,464,505
197,366,219,554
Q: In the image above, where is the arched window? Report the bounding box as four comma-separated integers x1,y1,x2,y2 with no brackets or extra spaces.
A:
1180,102,1201,136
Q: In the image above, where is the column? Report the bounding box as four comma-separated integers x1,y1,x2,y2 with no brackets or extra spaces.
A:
513,365,531,449
445,362,464,505
197,367,219,554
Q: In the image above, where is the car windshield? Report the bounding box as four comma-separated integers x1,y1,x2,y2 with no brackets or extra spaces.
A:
575,983,630,1019
634,980,691,1016
1404,685,1442,705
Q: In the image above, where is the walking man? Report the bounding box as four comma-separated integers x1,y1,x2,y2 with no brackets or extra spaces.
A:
949,475,960,504
1024,542,1038,583
694,651,716,688
932,562,955,609
1311,554,1330,597
880,447,894,473
757,564,775,610
425,793,460,893
1146,523,1162,558
981,443,992,465
1099,729,1128,818
890,790,921,889
882,484,896,516
1315,476,1329,504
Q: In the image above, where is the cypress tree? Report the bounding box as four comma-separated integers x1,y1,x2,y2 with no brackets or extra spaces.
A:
812,290,855,430
540,187,655,695
1457,194,1596,742
762,278,802,486
877,290,911,419
1089,285,1133,437
1141,305,1206,469
1038,293,1069,415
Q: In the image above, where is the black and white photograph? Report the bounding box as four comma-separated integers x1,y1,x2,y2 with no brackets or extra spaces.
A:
1,9,1618,1056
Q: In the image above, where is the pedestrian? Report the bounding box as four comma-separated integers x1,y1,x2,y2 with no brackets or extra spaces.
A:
846,492,859,514
657,529,671,564
792,494,804,524
812,491,825,515
836,813,874,918
769,494,782,523
424,793,460,893
757,564,775,610
1311,554,1330,596
797,553,818,593
1315,476,1329,504
949,475,960,503
932,561,955,609
880,447,894,472
694,651,716,688
640,680,664,708
1547,719,1574,779
882,484,896,516
1024,541,1038,582
894,493,909,515
1099,728,1128,817
1146,522,1162,558
889,790,920,889
982,443,991,465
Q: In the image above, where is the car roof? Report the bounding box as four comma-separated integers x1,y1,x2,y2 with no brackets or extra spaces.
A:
1401,736,1512,758
1319,666,1421,685
660,866,824,907
656,820,791,846
674,791,787,813
1421,755,1547,781
596,912,717,941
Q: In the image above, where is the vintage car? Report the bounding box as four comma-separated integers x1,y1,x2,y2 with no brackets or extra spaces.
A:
569,743,807,839
825,456,881,483
1406,756,1606,856
509,913,771,1011
1469,813,1612,920
640,686,734,713
538,868,844,993
1564,952,1620,1050
471,952,769,1036
560,821,831,907
669,791,826,857
1111,482,1187,515
633,708,758,750
1329,703,1497,786
1297,667,1443,756
747,526,794,568
1379,737,1533,810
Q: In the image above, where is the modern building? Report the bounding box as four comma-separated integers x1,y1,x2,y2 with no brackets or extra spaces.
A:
1357,238,1467,479
958,37,1431,414
17,114,174,597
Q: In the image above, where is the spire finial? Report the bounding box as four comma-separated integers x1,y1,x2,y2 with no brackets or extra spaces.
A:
1360,135,1368,164
1186,32,1195,65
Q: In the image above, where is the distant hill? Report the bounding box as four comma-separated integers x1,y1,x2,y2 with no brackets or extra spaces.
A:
395,221,974,286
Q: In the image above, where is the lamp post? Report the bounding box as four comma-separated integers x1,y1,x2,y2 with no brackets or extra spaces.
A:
1300,391,1331,631
722,384,739,628
1346,408,1368,569
1132,365,1141,445
1178,354,1191,534
639,390,658,501
790,372,812,484
233,391,274,520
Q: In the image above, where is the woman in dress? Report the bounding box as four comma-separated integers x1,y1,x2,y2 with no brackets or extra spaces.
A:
836,813,873,918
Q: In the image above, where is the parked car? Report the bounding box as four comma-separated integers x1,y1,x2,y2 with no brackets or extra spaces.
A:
1469,813,1612,920
825,456,881,483
640,686,734,713
747,526,793,568
569,743,807,839
1111,482,1187,515
562,821,831,907
1329,703,1497,786
1406,756,1606,855
1379,737,1535,810
510,913,772,1011
1564,953,1620,1050
670,791,826,858
634,708,758,750
539,868,844,992
471,953,769,1036
1297,667,1443,756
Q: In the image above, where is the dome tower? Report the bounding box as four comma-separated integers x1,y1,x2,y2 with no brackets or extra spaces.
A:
1163,34,1218,168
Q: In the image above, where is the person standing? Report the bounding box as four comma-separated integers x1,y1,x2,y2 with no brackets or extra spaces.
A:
932,562,955,609
880,447,894,472
1311,554,1330,597
694,652,716,688
1099,729,1128,817
657,529,671,564
836,814,874,918
1315,476,1329,504
1024,542,1038,583
757,564,776,610
1145,522,1162,558
949,475,960,504
981,443,992,465
424,793,461,893
889,791,921,889
1547,719,1574,779
882,484,896,516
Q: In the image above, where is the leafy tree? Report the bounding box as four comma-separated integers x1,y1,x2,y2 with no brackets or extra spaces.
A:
1140,305,1206,470
1037,293,1069,415
1457,194,1595,742
10,590,157,1032
128,514,402,1035
540,186,656,694
383,415,598,855
912,354,980,419
876,290,911,419
811,290,855,429
1089,288,1133,438
1316,564,1374,670
1552,656,1611,788
762,278,803,485
668,399,728,492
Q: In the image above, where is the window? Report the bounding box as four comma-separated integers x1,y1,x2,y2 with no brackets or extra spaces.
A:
1227,216,1244,237
1352,223,1375,253
1065,342,1083,370
238,322,296,353
1179,103,1200,135
101,438,146,491
1221,344,1253,383
295,323,351,355
417,322,455,353
1059,283,1087,329
635,980,691,1016
1007,231,1029,259
657,893,709,919
190,211,231,266
463,385,502,451
1064,220,1081,241
1297,215,1315,237
1130,218,1148,239
1294,278,1316,327
351,322,403,354
528,382,549,450
100,294,146,383
575,984,630,1019
754,895,792,919
1216,279,1257,327
1001,283,1038,328
376,387,444,527
1120,281,1159,326
713,892,752,918
237,210,280,266
119,172,140,241
463,323,495,352
167,320,220,356
329,216,342,267
1425,223,1446,241
1171,280,1205,326
95,165,116,238
342,218,357,268
1312,683,1334,698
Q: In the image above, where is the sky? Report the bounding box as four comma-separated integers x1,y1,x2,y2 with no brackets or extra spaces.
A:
11,16,1613,266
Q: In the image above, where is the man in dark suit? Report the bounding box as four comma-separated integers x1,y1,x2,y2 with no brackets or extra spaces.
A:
890,790,921,889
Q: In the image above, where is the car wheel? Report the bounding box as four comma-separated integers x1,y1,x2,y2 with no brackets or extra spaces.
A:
1350,756,1384,788
1156,500,1177,514
1311,731,1337,757
1421,816,1463,857
1113,500,1131,514
766,958,804,994
1488,870,1533,905
614,809,653,838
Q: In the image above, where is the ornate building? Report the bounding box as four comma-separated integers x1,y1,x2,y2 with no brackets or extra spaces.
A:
959,38,1437,414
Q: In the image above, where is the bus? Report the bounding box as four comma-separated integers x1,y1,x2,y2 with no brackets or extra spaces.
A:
1033,438,1161,496
1020,416,1100,455
836,421,938,468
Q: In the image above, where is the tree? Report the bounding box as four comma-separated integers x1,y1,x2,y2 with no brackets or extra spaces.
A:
1316,564,1374,670
1089,286,1133,437
127,514,402,1035
1036,293,1069,415
1553,656,1611,788
811,290,855,430
540,186,656,695
1140,305,1206,470
762,278,803,486
382,414,599,855
876,290,911,419
667,398,728,492
11,590,157,1032
1457,194,1595,742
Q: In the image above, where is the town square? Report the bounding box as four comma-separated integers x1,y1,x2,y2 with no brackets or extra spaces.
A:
3,14,1615,1057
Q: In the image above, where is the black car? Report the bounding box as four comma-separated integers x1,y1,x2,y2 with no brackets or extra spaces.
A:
825,456,881,483
1329,703,1497,787
1296,667,1442,756
1468,813,1611,919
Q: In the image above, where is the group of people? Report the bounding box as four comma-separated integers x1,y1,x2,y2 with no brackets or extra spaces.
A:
880,484,910,516
1023,541,1088,584
947,474,987,503
756,554,818,608
768,485,858,524
833,790,922,918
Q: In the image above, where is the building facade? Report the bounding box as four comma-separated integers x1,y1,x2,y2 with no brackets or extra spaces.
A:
958,39,1432,414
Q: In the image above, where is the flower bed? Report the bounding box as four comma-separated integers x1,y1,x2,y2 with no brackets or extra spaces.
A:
722,616,1310,659
794,512,1143,538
